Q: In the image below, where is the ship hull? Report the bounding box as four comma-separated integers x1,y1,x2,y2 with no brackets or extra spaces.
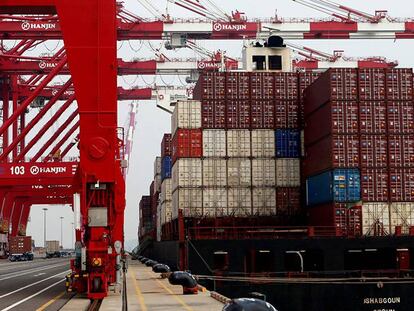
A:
142,236,414,311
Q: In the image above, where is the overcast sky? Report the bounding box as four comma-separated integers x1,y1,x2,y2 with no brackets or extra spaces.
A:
26,0,414,250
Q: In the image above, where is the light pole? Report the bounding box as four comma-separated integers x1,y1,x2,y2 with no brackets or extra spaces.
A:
71,222,74,249
60,216,64,249
42,208,48,249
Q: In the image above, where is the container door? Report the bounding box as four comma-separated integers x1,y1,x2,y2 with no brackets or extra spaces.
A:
397,249,410,270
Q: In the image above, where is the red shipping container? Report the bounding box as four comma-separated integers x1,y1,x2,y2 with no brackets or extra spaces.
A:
305,101,358,145
171,129,202,163
193,72,226,100
304,68,358,115
387,101,414,134
150,180,155,197
250,72,274,100
304,135,359,176
274,73,298,100
151,191,160,216
276,187,301,215
389,168,404,202
388,135,414,167
161,133,172,158
359,101,387,134
226,100,250,129
226,72,250,99
403,168,414,202
251,100,275,129
386,68,413,100
201,100,226,128
360,135,388,168
299,72,321,127
275,100,299,129
404,169,414,201
299,72,321,99
360,168,389,201
308,203,362,236
358,69,386,100
8,236,32,254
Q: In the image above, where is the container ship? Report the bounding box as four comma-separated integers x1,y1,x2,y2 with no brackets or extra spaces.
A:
136,40,414,311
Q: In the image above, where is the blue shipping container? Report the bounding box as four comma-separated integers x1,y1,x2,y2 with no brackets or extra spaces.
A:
161,156,172,181
306,169,360,206
275,129,301,158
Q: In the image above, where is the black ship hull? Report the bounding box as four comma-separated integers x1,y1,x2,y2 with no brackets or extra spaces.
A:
142,236,414,311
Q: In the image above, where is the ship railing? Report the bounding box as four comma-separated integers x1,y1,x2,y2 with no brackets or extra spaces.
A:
187,225,341,240
202,269,414,283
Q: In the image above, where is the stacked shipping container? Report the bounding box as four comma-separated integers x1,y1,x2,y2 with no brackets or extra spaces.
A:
304,68,414,235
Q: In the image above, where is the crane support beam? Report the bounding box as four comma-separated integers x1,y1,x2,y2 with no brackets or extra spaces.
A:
43,120,79,162
31,109,78,162
0,18,414,40
15,96,75,161
0,81,73,161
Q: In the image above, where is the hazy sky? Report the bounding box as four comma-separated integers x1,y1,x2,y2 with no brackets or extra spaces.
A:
27,0,414,249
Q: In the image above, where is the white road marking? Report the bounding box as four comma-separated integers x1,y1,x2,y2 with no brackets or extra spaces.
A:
34,273,46,277
0,263,67,281
0,270,70,299
0,278,65,311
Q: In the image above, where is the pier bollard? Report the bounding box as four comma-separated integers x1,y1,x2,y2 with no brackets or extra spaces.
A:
168,271,198,295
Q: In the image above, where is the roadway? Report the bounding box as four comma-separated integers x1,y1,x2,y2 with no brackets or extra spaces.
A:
0,258,73,311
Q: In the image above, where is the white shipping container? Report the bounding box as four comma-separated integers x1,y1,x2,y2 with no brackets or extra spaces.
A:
275,159,300,187
154,174,162,193
172,188,203,218
171,100,201,135
156,203,161,241
203,159,227,187
203,188,228,217
172,158,202,190
161,178,172,203
228,187,252,217
227,158,251,187
252,159,276,186
251,130,275,158
154,157,162,177
227,130,251,157
390,203,414,234
252,188,277,216
203,130,226,157
161,201,173,225
362,203,391,236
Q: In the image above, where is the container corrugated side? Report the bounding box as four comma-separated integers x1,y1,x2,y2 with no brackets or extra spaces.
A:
172,188,203,218
154,156,161,177
202,159,227,187
362,203,391,236
251,130,275,158
202,129,226,157
161,201,173,225
227,130,251,157
227,158,251,187
252,188,277,216
252,159,276,187
276,158,300,187
306,169,361,206
390,202,414,234
161,156,172,181
275,129,301,158
160,178,172,203
202,188,227,217
228,187,252,217
172,158,202,190
171,100,201,135
154,174,162,193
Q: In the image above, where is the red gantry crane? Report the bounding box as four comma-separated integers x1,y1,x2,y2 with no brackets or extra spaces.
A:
0,0,412,301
